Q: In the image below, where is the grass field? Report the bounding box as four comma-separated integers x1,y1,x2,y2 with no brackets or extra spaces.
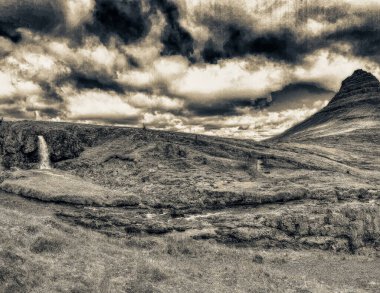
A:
0,192,378,293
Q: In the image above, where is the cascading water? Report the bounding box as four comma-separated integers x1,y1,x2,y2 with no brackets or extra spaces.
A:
38,136,51,169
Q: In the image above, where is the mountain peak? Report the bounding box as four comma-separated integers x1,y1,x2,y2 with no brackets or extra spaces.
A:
342,69,379,86
274,69,380,141
330,69,380,103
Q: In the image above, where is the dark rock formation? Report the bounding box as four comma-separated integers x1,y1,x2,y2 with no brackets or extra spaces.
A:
211,201,380,253
331,69,380,103
0,121,146,169
0,122,84,169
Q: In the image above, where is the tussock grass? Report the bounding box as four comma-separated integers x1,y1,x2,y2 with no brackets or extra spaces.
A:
0,196,378,292
30,236,65,254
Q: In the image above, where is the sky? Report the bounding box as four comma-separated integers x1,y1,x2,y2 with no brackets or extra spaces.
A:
1,0,380,140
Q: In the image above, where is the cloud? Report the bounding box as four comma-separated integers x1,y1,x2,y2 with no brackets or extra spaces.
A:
179,0,380,64
326,19,380,61
189,1,312,63
187,97,272,117
87,0,151,45
141,100,328,141
0,72,41,99
1,0,380,140
127,92,184,111
64,0,95,29
270,82,333,111
200,26,306,64
168,58,291,102
84,0,195,64
66,90,140,122
0,71,64,120
153,0,195,60
0,27,22,44
66,71,125,94
293,49,380,90
0,0,65,42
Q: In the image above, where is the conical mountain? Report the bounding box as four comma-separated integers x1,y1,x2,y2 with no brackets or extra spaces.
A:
274,69,380,142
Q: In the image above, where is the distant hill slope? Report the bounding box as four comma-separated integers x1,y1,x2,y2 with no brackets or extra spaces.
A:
273,69,380,142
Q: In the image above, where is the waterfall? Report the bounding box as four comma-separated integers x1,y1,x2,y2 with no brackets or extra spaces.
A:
38,136,51,169
257,159,263,172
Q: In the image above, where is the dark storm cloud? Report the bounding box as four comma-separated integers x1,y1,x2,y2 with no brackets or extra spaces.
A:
39,108,63,117
153,0,195,61
188,98,271,117
201,40,224,64
33,81,67,119
25,106,63,118
273,83,332,98
0,1,65,43
326,20,380,60
197,2,380,64
127,56,140,68
0,0,193,52
0,25,22,43
299,5,380,60
196,3,320,64
2,0,380,65
0,107,29,119
201,26,311,64
68,72,125,94
0,97,18,106
270,83,333,111
86,0,195,60
296,3,350,24
88,0,152,45
39,82,64,102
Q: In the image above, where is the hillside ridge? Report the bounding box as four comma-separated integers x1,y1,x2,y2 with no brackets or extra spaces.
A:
272,69,380,141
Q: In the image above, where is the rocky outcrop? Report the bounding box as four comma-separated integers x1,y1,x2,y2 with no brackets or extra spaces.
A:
0,122,84,169
331,69,380,103
209,201,380,253
0,121,144,169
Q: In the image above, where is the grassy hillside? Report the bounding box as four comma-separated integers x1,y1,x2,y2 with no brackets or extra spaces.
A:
0,118,378,292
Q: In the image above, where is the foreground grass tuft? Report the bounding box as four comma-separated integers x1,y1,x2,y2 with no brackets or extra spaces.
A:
30,236,65,254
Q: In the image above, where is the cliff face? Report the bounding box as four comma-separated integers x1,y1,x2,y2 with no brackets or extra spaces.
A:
0,120,194,169
0,122,83,169
0,121,136,169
